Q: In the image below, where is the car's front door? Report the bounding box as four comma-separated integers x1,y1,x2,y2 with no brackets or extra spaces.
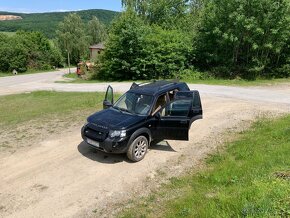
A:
154,99,192,140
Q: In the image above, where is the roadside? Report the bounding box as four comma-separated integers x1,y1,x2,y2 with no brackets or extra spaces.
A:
60,72,290,87
0,68,73,78
0,90,289,217
119,115,290,218
0,69,290,97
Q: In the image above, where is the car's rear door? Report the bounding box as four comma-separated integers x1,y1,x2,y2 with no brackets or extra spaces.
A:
175,91,203,121
154,99,192,140
153,91,202,141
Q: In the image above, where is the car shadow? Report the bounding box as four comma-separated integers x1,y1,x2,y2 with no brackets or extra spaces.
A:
77,141,129,164
78,140,176,164
150,140,176,152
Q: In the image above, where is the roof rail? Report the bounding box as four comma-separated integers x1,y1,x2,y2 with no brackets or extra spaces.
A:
129,80,156,90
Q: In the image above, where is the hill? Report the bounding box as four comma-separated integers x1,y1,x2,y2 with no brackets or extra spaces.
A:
0,9,119,38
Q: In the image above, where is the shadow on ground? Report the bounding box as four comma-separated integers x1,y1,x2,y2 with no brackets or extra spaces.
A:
77,140,176,164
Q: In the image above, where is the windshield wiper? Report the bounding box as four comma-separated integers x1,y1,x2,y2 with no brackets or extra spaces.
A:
113,106,133,114
120,107,135,114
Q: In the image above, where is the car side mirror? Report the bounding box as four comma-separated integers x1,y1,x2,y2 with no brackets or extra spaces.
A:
103,100,113,109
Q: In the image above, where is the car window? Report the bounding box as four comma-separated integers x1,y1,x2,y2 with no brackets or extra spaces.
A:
114,92,153,115
168,89,179,101
152,94,167,115
161,99,192,117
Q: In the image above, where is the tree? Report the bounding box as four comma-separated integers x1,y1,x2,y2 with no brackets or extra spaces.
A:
142,26,191,79
0,31,62,73
102,10,148,80
194,0,290,79
56,13,89,72
122,0,191,29
87,16,107,45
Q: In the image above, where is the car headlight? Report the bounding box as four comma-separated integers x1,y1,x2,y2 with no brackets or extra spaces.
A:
109,130,126,138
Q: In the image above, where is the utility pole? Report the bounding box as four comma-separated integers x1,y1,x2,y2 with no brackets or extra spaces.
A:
67,50,71,74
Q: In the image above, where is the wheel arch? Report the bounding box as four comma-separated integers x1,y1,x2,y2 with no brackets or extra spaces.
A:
127,127,152,147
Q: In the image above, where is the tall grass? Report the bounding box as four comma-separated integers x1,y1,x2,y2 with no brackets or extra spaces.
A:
120,115,290,217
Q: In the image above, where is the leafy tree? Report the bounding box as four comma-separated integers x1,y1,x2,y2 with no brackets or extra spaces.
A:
101,10,148,80
0,31,62,73
194,0,290,79
56,13,89,68
122,0,191,29
87,16,107,45
142,26,191,79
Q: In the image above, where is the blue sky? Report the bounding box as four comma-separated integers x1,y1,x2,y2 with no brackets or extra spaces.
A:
0,0,122,13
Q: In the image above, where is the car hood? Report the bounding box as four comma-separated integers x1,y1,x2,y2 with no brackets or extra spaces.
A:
87,108,146,130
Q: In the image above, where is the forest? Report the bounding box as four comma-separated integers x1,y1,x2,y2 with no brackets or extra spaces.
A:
0,0,289,80
0,9,118,38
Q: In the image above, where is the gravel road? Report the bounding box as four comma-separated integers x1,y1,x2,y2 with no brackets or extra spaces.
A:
0,70,289,218
0,69,290,105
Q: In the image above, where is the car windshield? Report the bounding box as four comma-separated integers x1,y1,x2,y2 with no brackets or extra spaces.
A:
113,92,153,115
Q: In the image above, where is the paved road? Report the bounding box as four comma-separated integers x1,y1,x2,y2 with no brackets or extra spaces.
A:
0,69,290,105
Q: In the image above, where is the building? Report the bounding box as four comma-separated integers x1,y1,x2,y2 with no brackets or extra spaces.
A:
89,43,105,60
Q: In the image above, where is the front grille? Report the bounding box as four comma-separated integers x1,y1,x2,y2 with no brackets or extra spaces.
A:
84,126,108,142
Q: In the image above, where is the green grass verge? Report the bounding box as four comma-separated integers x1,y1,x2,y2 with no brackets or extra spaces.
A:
59,73,105,83
0,91,108,126
182,78,290,86
60,73,290,86
120,115,290,218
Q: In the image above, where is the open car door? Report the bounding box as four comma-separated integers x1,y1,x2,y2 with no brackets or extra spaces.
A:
103,85,114,109
154,91,202,141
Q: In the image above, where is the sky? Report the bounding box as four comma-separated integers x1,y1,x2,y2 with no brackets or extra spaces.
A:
0,0,122,13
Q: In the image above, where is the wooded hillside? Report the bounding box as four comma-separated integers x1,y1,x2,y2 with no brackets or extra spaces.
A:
0,9,119,38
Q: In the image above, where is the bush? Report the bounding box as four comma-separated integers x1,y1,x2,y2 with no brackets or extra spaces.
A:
179,69,213,81
0,31,63,73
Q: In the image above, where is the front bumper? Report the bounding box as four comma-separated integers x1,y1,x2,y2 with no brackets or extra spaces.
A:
81,126,129,154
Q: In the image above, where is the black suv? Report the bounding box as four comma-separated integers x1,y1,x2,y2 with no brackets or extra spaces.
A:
81,81,202,162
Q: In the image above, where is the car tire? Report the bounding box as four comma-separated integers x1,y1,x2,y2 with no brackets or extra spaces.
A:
127,135,148,162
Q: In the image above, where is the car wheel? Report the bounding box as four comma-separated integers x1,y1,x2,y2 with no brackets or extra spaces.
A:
127,135,148,162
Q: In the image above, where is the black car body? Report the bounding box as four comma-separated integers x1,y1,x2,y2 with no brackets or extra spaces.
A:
81,81,203,161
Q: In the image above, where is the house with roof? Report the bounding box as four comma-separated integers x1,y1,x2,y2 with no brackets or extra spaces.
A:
89,43,105,60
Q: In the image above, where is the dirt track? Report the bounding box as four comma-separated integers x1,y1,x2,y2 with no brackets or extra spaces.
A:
0,73,290,217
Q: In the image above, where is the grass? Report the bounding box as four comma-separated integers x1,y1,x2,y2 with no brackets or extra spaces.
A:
0,91,109,126
182,77,290,86
0,91,123,151
59,73,290,86
59,73,105,83
120,115,290,218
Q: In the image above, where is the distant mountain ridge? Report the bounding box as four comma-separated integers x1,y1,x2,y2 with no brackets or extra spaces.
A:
0,9,119,38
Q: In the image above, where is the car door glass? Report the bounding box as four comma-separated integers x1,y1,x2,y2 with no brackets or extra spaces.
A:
161,99,192,117
152,94,167,115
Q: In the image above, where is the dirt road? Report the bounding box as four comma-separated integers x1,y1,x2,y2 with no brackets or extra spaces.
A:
0,73,290,217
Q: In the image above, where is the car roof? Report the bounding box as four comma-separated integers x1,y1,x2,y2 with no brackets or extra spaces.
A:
129,80,188,96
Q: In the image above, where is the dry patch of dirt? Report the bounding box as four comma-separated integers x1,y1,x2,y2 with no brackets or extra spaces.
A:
0,109,95,157
0,15,22,21
0,96,289,218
